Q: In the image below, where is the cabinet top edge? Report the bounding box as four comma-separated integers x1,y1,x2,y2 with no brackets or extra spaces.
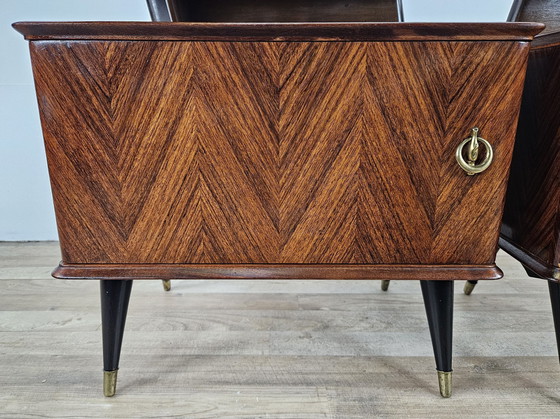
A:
12,22,544,42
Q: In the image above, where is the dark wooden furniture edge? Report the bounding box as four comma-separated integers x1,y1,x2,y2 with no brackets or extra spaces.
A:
499,236,560,281
53,263,503,280
12,22,544,41
531,31,560,49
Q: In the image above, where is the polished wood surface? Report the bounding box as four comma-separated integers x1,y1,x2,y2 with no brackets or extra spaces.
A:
25,34,533,275
12,22,543,41
52,263,503,281
500,31,560,282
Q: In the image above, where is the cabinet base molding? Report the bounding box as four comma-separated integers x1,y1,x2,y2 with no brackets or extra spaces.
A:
53,263,503,281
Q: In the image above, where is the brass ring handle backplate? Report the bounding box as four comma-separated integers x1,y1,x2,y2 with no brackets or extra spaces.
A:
455,127,493,175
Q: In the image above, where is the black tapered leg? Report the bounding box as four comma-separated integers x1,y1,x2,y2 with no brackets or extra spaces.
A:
548,281,560,362
463,280,478,295
100,280,133,397
420,280,454,398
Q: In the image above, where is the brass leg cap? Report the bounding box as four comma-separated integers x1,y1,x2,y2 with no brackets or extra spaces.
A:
103,370,118,397
162,280,171,292
381,280,390,292
437,370,452,398
463,281,476,296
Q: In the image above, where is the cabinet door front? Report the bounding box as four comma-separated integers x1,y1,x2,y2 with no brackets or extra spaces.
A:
31,40,528,264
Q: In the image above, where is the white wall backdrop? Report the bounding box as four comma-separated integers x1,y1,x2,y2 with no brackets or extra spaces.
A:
401,0,513,22
0,0,514,240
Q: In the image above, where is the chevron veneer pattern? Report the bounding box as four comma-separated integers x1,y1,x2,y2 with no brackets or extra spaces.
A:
30,40,529,266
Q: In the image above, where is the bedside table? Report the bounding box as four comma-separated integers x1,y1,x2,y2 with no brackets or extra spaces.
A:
13,20,542,398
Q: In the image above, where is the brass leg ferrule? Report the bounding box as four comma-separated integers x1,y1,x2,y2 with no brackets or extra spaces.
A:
162,280,171,292
463,281,476,296
381,280,390,292
437,371,452,398
103,370,118,397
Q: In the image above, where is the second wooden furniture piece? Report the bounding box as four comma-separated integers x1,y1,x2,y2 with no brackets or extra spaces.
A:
14,20,542,398
458,0,560,363
499,30,560,362
508,0,560,35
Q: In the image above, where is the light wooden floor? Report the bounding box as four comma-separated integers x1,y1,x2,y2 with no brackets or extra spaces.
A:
1,242,559,418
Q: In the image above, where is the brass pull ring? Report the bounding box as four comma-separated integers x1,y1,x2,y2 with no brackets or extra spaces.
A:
455,127,493,175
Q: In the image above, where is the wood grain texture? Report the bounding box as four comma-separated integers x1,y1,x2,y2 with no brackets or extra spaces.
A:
13,22,544,41
500,39,560,281
29,39,530,269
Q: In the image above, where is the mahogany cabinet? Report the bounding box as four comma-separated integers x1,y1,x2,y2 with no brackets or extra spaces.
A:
13,21,542,398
